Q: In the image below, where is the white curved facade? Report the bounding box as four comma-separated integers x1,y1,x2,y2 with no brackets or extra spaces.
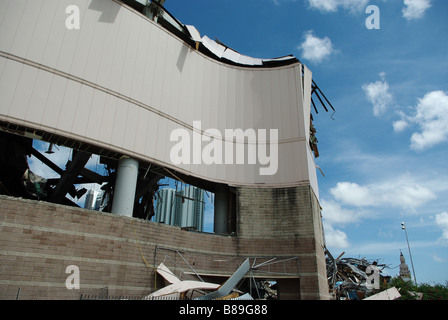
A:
0,0,318,196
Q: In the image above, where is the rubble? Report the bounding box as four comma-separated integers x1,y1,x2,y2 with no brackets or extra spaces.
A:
326,248,390,300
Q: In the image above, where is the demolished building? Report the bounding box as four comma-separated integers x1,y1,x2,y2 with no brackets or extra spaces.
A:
0,0,334,299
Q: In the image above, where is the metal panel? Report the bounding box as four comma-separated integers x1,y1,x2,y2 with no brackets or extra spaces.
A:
85,89,107,141
185,25,202,43
25,69,55,126
0,0,26,54
71,84,95,137
0,59,22,118
99,93,119,145
9,64,38,121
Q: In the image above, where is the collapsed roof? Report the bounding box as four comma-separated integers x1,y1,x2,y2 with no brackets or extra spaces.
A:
123,0,335,114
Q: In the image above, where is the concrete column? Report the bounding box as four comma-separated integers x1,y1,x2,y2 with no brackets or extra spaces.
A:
214,184,229,234
111,156,139,217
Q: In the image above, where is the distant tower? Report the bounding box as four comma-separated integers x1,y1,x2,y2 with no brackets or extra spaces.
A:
399,250,411,281
154,188,177,225
84,189,95,210
155,186,205,231
177,186,205,231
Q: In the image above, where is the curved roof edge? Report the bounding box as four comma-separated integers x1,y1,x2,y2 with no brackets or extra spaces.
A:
124,0,300,68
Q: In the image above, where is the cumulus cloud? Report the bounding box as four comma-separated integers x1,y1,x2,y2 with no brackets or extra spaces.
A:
435,212,448,240
402,0,432,20
394,91,448,151
362,72,393,117
323,223,350,249
299,30,334,63
321,199,360,249
329,182,374,207
307,0,369,13
329,177,436,211
321,199,360,225
393,118,409,132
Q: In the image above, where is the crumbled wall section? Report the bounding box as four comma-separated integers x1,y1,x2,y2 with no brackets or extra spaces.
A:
0,189,329,300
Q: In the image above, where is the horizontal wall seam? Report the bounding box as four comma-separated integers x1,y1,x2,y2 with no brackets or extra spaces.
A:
0,280,150,292
0,250,146,269
0,52,304,145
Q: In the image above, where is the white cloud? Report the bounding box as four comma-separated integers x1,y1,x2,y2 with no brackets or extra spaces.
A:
362,72,393,117
402,0,432,20
410,91,448,151
323,223,350,249
395,91,448,151
299,30,334,63
321,199,360,225
393,119,409,132
307,0,369,13
435,212,448,240
329,182,374,207
329,176,436,211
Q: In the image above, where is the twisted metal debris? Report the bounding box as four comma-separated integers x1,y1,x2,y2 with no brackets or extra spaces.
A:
325,248,389,300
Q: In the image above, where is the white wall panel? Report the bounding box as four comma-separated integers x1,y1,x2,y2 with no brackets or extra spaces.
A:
122,102,140,152
56,80,82,135
85,89,107,142
71,84,94,137
11,1,40,60
98,93,118,145
8,64,37,121
303,66,312,141
0,0,26,55
0,0,320,192
41,1,68,71
25,1,55,64
134,107,150,155
41,74,67,130
0,59,22,117
110,98,128,148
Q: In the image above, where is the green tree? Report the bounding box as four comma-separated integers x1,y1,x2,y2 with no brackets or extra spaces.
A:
386,277,448,300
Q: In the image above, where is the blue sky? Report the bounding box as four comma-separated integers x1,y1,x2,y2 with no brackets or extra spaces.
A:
161,0,448,284
28,0,447,285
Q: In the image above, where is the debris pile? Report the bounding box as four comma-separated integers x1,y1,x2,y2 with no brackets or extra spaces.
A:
145,259,255,300
326,249,390,300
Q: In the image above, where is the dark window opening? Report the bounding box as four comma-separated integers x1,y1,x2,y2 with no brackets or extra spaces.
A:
0,128,237,235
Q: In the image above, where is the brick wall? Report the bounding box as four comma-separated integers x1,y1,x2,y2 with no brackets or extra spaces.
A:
237,186,329,299
0,186,329,300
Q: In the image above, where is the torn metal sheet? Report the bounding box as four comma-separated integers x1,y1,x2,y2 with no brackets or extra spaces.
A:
195,258,250,300
185,25,202,43
157,262,181,284
201,35,226,58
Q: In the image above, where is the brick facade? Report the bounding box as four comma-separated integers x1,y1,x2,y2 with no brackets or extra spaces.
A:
0,185,329,300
